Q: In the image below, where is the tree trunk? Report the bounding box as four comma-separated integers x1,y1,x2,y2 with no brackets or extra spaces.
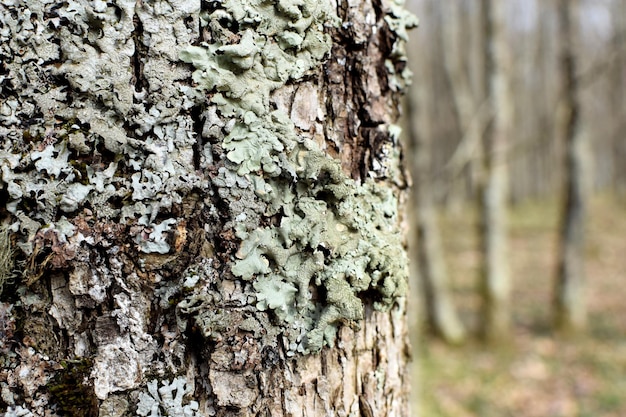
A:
610,0,626,197
406,60,465,345
0,1,416,416
554,0,588,334
478,0,512,343
440,0,489,205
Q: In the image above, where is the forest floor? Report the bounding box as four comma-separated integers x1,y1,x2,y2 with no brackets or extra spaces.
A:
411,194,626,417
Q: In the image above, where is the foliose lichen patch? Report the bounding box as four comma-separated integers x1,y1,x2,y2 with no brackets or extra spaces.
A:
0,0,209,410
136,377,201,417
0,0,207,257
1,0,416,410
0,0,417,413
177,0,413,352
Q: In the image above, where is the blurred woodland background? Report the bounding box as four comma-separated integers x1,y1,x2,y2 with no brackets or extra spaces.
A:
403,0,626,416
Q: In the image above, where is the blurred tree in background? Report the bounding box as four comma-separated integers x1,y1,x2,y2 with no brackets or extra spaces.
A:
477,0,513,343
406,0,626,338
405,0,626,414
406,54,466,344
554,0,588,334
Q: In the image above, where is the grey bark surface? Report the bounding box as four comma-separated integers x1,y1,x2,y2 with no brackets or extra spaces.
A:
554,0,588,334
0,0,415,416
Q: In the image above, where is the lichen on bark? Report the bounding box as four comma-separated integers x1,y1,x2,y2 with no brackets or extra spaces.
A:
0,0,416,415
177,0,412,354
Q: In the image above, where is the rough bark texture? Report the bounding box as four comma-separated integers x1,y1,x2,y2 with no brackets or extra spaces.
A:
0,0,416,416
554,0,588,334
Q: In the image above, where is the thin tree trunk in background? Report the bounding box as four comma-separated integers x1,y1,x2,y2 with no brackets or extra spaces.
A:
421,0,465,209
534,4,561,200
554,0,588,334
0,1,415,415
610,0,626,197
440,1,489,206
478,0,512,343
406,72,466,345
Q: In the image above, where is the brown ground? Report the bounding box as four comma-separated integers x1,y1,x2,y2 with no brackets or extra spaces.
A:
412,194,626,417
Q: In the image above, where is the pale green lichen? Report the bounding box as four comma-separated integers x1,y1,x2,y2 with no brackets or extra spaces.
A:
178,0,411,353
31,143,71,178
4,405,34,417
136,377,200,417
135,218,177,254
253,275,298,322
179,0,335,182
232,171,407,352
0,0,207,258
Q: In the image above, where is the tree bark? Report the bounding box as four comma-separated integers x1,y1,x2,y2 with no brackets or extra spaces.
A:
0,0,416,416
478,0,512,343
554,0,588,334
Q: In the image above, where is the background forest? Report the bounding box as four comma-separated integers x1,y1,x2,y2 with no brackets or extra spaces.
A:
404,0,626,416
